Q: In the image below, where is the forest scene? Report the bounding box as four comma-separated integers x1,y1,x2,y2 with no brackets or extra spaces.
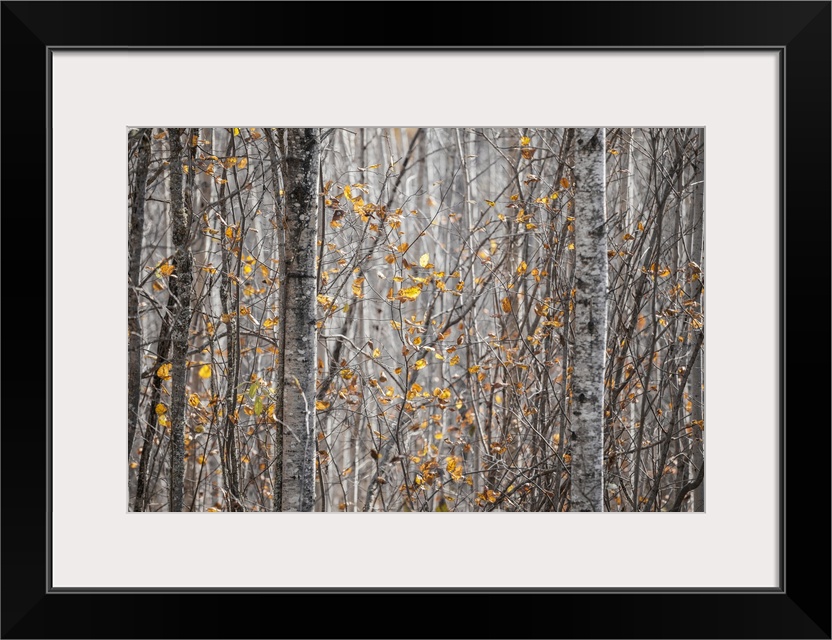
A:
127,127,704,513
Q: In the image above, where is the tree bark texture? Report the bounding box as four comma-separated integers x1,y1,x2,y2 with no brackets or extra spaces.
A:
569,128,607,512
689,131,705,511
281,128,320,512
128,129,151,456
168,128,193,512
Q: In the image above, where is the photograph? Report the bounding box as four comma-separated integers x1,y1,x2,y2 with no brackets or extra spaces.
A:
128,127,705,513
3,0,824,632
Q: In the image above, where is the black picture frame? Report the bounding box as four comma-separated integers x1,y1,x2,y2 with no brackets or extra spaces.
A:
2,2,829,638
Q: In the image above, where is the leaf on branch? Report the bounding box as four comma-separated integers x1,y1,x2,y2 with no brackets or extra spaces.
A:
397,286,422,302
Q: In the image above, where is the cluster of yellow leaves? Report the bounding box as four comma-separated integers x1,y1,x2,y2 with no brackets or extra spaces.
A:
642,264,673,278
157,263,175,277
445,455,464,482
416,458,441,486
475,488,500,506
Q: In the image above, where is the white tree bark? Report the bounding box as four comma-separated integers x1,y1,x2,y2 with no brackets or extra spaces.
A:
570,128,607,512
281,128,321,512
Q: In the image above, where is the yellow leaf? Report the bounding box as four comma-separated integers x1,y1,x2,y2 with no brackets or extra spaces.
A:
188,394,200,407
198,454,207,465
397,286,422,301
468,365,480,374
155,403,167,415
315,400,330,410
449,355,460,366
157,363,172,380
344,184,352,200
233,127,240,136
198,364,212,379
340,368,353,380
501,297,512,313
517,260,527,275
158,414,170,427
352,277,364,298
414,359,427,370
520,136,531,146
485,199,496,207
567,242,575,250
372,348,381,358
263,318,276,329
159,263,175,276
419,253,430,268
237,157,248,169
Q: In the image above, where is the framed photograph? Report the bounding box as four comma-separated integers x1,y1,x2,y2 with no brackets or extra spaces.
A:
3,1,828,638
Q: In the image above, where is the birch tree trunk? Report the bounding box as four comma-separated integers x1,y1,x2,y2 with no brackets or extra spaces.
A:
280,128,321,512
128,128,151,455
569,128,607,512
689,131,705,511
168,128,193,512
